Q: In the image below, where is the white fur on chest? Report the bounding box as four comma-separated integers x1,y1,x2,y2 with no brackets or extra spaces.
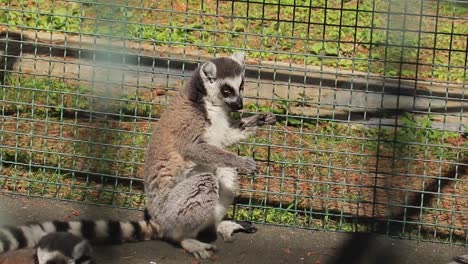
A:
204,102,231,148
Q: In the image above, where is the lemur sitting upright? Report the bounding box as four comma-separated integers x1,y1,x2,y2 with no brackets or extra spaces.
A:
0,52,275,262
143,52,276,259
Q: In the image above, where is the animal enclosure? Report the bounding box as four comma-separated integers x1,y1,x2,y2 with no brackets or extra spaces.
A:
0,0,466,245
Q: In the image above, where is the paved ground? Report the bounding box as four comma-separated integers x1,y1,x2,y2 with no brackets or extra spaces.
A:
0,194,465,264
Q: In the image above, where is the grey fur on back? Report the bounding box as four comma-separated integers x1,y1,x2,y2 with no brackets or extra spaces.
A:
36,232,93,264
37,232,91,259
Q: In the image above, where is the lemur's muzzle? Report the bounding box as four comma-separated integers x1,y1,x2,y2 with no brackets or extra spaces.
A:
225,96,243,111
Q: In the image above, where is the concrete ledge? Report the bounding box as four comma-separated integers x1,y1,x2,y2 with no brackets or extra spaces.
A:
0,194,465,264
1,29,466,96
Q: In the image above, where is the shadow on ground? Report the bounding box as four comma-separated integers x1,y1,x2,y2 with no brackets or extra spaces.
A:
0,194,465,264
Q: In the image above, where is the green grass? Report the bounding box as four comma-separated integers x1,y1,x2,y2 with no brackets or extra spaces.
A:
0,167,146,209
362,113,464,161
0,75,162,119
0,0,467,82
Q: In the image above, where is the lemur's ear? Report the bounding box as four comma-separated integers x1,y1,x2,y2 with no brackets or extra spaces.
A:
200,61,217,83
231,52,245,65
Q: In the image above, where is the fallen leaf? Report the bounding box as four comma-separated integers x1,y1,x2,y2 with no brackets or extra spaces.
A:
155,89,166,96
211,254,220,261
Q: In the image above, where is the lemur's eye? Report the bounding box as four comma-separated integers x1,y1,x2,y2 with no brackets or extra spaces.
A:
220,84,234,97
222,88,231,95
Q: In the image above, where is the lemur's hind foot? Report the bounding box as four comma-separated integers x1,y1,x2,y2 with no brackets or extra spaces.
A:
181,239,217,260
217,220,257,242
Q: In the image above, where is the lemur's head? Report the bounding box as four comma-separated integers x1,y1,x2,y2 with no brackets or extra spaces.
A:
35,232,93,264
198,52,245,111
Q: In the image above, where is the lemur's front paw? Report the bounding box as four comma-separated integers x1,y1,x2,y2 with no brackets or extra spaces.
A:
258,112,276,126
239,157,257,172
240,112,276,129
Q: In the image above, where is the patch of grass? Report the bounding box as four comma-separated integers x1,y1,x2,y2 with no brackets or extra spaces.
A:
0,1,83,32
0,74,158,179
1,0,466,82
1,75,91,117
0,116,151,182
0,167,146,209
1,75,163,120
228,204,372,233
436,1,468,17
363,113,462,161
227,203,311,228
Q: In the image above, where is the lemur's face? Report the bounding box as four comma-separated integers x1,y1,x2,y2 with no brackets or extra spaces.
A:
199,53,246,111
35,248,68,264
219,75,244,111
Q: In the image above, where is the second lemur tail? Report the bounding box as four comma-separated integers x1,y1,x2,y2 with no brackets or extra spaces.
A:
0,218,159,254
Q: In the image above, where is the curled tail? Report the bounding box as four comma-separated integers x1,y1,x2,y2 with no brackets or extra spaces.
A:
0,219,159,254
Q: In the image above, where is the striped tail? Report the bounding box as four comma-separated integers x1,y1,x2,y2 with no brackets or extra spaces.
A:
0,219,159,254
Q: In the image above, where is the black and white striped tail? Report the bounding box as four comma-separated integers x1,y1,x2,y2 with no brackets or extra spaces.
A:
0,219,158,254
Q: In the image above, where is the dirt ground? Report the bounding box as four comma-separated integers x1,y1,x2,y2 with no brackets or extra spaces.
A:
0,194,466,264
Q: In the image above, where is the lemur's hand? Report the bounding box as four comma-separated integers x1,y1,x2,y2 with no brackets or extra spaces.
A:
240,112,276,129
238,157,257,172
257,112,276,126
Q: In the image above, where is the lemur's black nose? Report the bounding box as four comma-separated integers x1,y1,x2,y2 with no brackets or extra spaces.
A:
233,96,243,110
226,96,243,111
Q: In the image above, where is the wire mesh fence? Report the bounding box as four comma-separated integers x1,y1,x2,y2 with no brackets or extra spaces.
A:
0,0,466,245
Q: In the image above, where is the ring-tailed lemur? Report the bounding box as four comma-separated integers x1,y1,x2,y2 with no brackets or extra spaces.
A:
143,52,276,259
35,232,94,264
0,218,157,263
0,232,93,264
